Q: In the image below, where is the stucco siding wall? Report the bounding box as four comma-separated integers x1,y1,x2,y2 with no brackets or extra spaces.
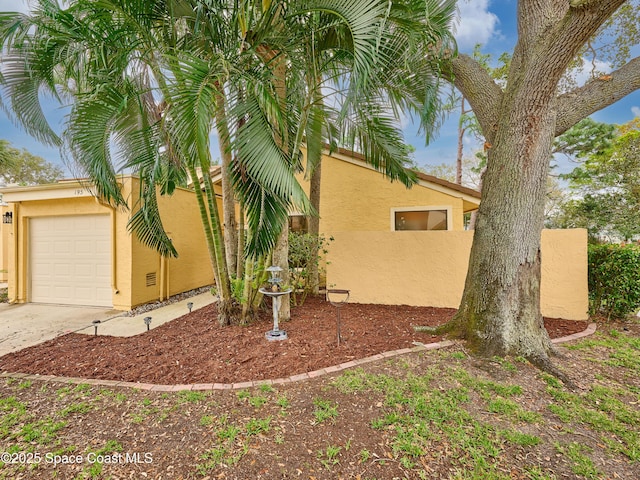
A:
0,206,8,282
126,178,214,309
325,229,588,320
158,186,214,298
6,197,116,305
3,177,213,310
296,151,468,232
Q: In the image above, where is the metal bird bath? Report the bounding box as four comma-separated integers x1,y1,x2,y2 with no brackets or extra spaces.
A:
259,266,292,341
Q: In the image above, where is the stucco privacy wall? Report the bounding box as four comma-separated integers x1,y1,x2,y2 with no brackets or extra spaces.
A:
325,229,588,320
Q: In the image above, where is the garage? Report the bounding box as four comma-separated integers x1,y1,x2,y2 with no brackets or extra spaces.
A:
30,215,112,307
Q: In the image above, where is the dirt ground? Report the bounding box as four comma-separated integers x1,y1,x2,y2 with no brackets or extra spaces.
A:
2,297,638,480
0,295,588,385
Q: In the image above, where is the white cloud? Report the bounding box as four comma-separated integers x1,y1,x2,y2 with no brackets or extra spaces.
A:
632,106,640,117
0,0,30,13
454,0,500,51
568,58,613,86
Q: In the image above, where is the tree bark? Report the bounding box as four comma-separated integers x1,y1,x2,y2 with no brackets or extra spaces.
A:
272,223,290,322
308,158,322,294
455,98,467,185
214,91,238,277
440,0,631,377
256,37,291,322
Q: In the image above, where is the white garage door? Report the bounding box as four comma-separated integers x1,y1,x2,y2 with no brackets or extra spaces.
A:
30,215,112,307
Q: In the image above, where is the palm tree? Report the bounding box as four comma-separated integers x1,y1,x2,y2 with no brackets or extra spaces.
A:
282,0,458,292
0,0,457,324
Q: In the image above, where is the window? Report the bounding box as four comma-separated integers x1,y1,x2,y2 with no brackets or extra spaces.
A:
392,208,449,231
289,215,308,233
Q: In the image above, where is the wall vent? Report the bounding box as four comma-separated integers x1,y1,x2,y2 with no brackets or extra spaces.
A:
146,272,157,287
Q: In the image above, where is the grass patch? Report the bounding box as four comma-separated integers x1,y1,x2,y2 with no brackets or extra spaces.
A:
58,402,93,418
317,445,342,470
313,398,339,424
197,413,274,474
555,442,602,479
544,331,640,461
177,390,207,403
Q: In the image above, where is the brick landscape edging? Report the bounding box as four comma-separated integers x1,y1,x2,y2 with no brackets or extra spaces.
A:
1,323,597,391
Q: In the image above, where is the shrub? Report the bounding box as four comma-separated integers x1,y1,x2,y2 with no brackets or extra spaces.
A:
588,243,640,319
288,232,332,306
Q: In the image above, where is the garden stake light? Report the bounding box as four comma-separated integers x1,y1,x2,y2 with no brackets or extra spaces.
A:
187,302,193,313
327,289,350,345
92,320,101,337
144,316,152,331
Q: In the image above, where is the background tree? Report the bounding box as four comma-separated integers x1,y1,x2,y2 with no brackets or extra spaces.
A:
0,140,63,185
552,121,640,241
433,0,640,380
544,118,617,227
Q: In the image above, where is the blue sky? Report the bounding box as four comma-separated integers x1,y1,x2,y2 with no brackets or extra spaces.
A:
1,0,638,178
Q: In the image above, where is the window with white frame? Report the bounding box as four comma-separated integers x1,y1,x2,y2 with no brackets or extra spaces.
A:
391,207,450,231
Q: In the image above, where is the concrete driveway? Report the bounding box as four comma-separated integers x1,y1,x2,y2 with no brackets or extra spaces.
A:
0,292,216,357
0,303,121,356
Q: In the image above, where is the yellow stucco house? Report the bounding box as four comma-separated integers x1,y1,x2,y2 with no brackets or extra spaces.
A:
0,176,213,310
1,148,479,310
0,147,587,319
287,148,587,321
293,147,481,233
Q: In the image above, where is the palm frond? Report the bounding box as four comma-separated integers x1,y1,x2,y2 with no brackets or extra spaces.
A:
128,174,179,258
229,89,312,257
64,84,129,206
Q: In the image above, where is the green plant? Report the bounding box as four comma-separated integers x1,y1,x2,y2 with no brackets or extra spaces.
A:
276,395,290,410
73,384,91,393
288,232,332,305
259,384,275,394
245,417,271,435
58,402,93,418
359,449,371,463
313,398,339,424
248,395,268,408
200,415,215,426
588,243,640,319
555,442,602,479
317,445,342,469
178,390,207,403
236,390,251,401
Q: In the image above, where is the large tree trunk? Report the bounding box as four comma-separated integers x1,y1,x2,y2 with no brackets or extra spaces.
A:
442,1,631,379
451,103,556,367
455,98,466,185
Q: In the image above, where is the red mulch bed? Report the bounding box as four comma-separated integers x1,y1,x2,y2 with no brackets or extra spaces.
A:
0,296,589,384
